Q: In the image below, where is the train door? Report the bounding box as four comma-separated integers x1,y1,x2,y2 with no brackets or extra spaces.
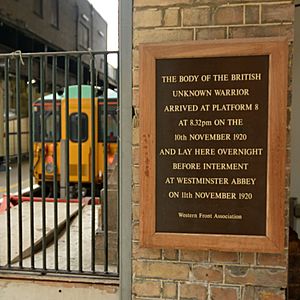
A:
61,96,97,187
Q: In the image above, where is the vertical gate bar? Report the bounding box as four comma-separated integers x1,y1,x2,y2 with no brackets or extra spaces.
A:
117,52,120,274
90,54,96,272
40,55,47,271
65,55,71,272
28,57,35,269
52,55,58,271
16,57,23,268
103,53,109,273
5,58,11,267
77,55,83,272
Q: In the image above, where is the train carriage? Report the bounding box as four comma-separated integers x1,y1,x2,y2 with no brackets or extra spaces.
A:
33,85,118,197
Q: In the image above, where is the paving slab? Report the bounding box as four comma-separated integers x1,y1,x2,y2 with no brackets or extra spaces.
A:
0,202,78,266
18,203,117,273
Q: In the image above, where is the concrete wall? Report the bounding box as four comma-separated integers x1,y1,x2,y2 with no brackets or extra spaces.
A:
132,1,293,299
0,277,119,300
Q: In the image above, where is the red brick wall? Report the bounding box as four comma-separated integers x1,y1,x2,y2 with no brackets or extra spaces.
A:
132,1,293,299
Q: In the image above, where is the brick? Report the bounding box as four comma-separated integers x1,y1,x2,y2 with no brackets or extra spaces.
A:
132,221,140,241
132,242,162,260
241,286,255,300
132,297,159,300
214,6,243,25
210,251,239,264
183,7,211,26
133,280,161,297
133,88,139,108
257,253,287,268
134,9,162,28
240,253,255,266
258,290,285,300
180,250,208,262
162,282,177,298
163,8,180,27
134,261,190,280
197,0,289,3
225,266,287,287
133,49,139,68
193,265,223,283
132,165,140,185
242,286,286,300
133,68,139,87
132,126,139,146
196,27,227,40
162,249,178,261
229,24,293,40
133,29,193,47
132,146,139,165
132,203,139,221
245,5,259,24
211,286,239,300
135,0,291,6
134,0,192,7
132,105,139,127
180,283,207,299
132,184,140,204
262,4,294,24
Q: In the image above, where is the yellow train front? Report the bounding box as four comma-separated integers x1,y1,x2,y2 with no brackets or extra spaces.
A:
33,85,118,197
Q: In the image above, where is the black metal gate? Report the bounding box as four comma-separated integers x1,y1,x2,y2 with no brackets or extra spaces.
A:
0,50,119,278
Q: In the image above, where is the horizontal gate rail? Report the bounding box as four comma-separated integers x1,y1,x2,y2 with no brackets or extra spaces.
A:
0,50,119,57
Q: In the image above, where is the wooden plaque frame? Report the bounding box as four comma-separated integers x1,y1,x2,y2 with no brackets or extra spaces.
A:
139,38,288,253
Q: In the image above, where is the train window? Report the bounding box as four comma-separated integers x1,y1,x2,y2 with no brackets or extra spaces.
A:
33,101,61,142
98,103,118,142
70,113,88,142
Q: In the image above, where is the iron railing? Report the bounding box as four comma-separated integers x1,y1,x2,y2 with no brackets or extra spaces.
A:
0,50,119,278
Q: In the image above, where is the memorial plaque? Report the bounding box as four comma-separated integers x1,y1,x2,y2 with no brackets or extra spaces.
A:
156,55,268,235
140,38,288,253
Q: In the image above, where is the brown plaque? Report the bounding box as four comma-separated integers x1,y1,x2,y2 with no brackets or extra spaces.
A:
140,38,288,253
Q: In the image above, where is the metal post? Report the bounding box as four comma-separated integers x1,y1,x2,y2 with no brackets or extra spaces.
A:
119,0,133,298
117,52,120,275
